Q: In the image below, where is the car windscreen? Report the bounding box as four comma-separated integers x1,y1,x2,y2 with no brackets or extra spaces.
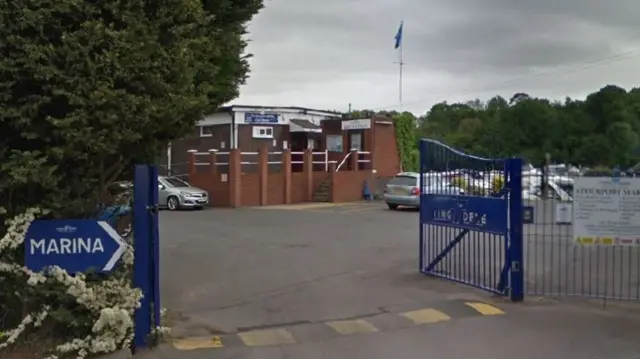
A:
388,176,417,186
164,177,190,187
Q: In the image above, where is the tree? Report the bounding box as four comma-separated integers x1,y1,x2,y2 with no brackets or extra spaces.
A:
414,85,640,169
0,0,263,218
0,0,263,353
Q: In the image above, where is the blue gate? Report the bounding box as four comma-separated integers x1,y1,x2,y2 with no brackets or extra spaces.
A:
418,139,524,301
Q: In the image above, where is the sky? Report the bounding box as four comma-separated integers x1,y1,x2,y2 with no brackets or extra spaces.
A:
233,0,640,115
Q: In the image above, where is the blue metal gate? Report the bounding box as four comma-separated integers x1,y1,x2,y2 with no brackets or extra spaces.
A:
419,139,524,301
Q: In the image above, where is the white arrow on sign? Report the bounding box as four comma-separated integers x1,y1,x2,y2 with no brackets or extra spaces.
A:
98,221,127,271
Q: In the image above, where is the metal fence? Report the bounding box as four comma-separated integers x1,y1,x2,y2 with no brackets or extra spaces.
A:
523,172,640,300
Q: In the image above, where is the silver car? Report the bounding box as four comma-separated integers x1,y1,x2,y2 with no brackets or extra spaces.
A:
383,172,464,210
158,176,209,210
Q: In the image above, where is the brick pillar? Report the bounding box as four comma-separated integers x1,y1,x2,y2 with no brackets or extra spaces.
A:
228,149,241,207
258,145,268,206
303,148,313,200
187,149,197,178
350,149,358,171
282,150,292,204
208,149,218,176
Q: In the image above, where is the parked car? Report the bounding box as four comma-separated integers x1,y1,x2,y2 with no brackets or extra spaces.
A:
383,172,464,210
158,176,209,210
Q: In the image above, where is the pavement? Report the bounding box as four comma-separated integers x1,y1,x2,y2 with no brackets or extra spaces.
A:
142,201,640,359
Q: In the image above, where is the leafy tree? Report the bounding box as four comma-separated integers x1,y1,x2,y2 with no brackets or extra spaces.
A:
356,84,640,170
0,0,263,218
0,0,263,348
414,85,640,169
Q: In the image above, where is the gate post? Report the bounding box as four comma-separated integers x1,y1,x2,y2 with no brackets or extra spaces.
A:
418,139,427,272
133,165,152,348
132,164,160,349
507,158,524,302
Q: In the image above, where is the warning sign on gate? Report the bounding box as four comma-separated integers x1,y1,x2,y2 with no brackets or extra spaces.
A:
573,177,640,246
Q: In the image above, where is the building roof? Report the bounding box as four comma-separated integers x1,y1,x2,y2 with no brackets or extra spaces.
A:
290,119,321,129
219,105,342,117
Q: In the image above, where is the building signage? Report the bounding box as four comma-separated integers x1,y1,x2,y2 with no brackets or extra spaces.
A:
245,112,279,124
573,177,640,246
420,195,507,235
341,119,371,130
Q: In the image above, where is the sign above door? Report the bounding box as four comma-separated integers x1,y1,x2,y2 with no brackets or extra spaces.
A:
342,119,371,130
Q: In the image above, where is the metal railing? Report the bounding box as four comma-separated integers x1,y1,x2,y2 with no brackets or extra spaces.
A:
290,150,330,171
336,150,371,171
523,171,640,300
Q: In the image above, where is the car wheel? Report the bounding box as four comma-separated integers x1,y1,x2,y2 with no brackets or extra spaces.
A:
387,203,399,210
167,196,180,211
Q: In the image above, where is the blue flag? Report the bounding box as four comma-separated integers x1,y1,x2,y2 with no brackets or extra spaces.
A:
394,21,403,49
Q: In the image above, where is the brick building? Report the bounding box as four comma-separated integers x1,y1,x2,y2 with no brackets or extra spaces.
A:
163,105,401,207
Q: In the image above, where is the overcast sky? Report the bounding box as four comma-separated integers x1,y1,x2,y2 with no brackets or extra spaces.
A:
233,0,640,115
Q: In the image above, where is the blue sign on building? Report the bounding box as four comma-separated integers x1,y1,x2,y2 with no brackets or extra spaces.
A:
25,219,126,273
244,112,279,124
420,195,508,235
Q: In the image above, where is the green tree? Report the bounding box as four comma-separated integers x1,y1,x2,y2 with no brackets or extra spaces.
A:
414,85,640,169
0,0,263,217
0,0,263,349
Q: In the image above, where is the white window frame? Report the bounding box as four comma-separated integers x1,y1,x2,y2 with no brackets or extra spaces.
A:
200,125,214,137
252,126,274,139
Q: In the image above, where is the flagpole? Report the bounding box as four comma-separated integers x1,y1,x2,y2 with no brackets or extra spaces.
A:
399,35,403,111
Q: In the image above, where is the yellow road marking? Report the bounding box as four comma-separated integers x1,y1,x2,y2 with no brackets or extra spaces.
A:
400,308,451,325
326,319,379,335
172,336,224,350
465,302,505,315
238,328,296,346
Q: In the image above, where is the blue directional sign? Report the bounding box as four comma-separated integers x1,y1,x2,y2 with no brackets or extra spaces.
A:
25,219,126,273
420,194,508,235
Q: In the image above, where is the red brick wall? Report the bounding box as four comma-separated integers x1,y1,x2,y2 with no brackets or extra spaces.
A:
185,118,401,207
240,173,260,207
372,120,401,177
189,173,231,207
330,171,374,202
188,148,328,207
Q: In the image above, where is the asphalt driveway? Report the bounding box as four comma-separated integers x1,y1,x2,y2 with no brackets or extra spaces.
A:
159,202,467,337
154,202,640,359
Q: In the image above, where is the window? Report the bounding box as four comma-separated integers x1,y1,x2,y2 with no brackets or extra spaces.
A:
349,133,362,150
164,177,190,187
326,135,343,152
252,126,274,139
200,125,214,137
307,138,316,149
389,176,417,186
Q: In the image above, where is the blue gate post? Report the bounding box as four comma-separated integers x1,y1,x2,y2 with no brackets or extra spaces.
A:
133,165,153,348
507,158,524,301
418,139,427,272
149,166,161,336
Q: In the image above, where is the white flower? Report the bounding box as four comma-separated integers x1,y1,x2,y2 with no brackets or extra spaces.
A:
0,207,166,358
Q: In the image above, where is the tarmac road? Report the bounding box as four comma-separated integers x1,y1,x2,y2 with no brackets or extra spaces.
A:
147,202,640,359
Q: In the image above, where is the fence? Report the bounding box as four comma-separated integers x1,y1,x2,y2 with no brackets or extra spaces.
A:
184,146,374,207
523,171,640,300
418,138,640,302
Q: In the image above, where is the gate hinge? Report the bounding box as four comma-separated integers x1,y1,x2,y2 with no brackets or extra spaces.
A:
511,260,520,272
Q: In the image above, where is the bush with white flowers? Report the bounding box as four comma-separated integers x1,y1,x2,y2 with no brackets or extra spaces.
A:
0,207,168,358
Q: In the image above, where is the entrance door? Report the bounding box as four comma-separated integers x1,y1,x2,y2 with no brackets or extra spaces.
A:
348,132,363,170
